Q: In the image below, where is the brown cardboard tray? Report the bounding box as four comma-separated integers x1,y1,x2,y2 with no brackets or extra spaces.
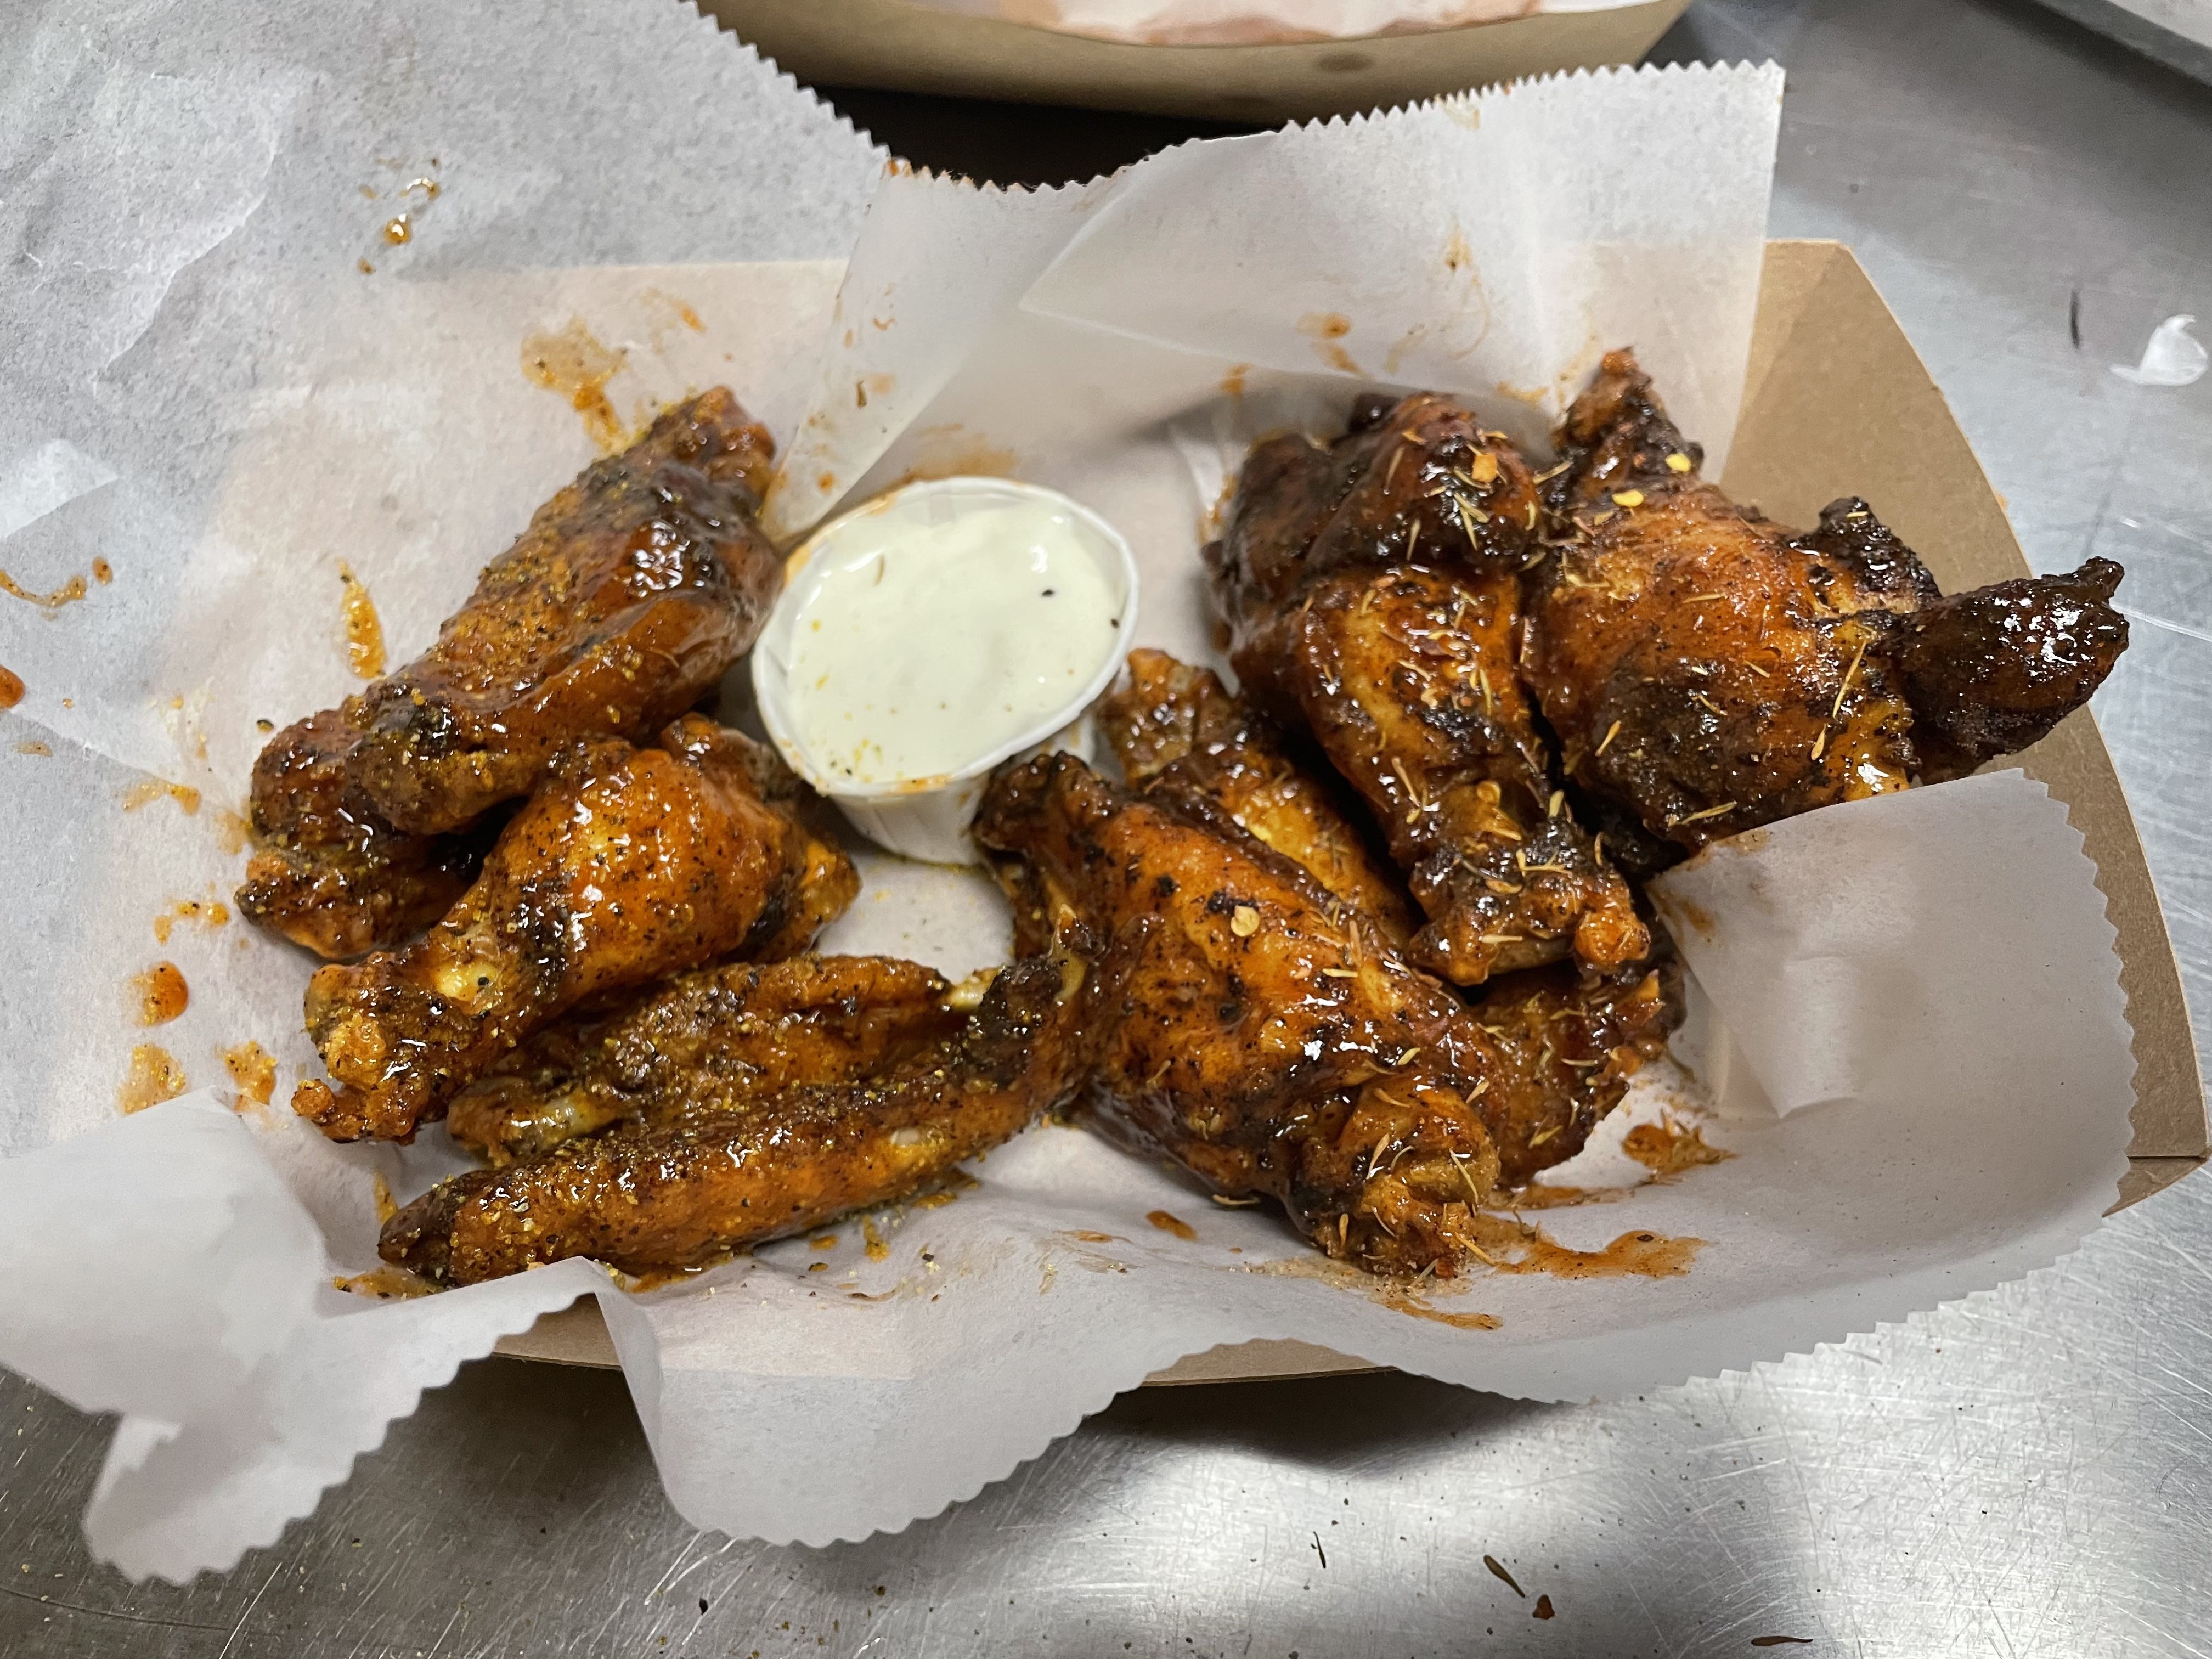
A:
699,0,1693,122
494,239,2208,1385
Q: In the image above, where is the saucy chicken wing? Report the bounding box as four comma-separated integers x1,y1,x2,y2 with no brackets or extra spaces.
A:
1207,392,1647,986
974,752,1672,1276
445,955,961,1166
294,716,856,1143
234,708,482,959
238,390,786,957
1525,349,2129,859
345,387,783,835
380,950,1091,1285
1097,648,1419,945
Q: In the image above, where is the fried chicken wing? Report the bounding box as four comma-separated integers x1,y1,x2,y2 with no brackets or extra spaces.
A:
234,709,481,958
445,955,960,1166
1097,649,1419,945
380,951,1090,1285
344,388,782,834
1206,391,1647,986
1525,349,2129,857
294,716,856,1143
1472,964,1675,1189
974,752,1673,1276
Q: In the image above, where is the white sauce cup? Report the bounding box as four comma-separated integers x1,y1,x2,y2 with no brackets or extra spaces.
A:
752,476,1141,865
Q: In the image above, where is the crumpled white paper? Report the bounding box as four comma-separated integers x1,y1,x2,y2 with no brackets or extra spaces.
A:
0,36,2137,1583
2111,314,2208,388
896,0,1645,49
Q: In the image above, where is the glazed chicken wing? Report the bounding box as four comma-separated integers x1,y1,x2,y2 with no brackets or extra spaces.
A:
974,752,1673,1276
294,716,857,1143
1525,349,2129,858
238,390,785,956
445,955,961,1166
234,708,482,959
1097,648,1418,945
1207,392,1647,986
345,388,783,835
380,950,1091,1285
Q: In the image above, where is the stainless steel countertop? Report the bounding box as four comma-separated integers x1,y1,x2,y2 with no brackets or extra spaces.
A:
7,2,2211,1652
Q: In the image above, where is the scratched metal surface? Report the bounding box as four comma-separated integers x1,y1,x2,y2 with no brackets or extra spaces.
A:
6,1,2212,1654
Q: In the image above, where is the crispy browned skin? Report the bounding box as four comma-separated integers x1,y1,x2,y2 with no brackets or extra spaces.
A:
446,955,960,1166
235,709,479,958
380,951,1090,1285
1896,561,2129,780
975,752,1671,1277
1206,392,1647,986
1097,649,1418,946
343,389,782,834
1525,349,2128,857
1472,966,1675,1189
294,717,856,1143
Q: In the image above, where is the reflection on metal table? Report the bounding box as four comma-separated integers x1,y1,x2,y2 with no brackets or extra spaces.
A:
4,1,2211,1653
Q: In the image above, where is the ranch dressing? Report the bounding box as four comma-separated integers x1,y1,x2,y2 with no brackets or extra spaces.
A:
783,489,1126,787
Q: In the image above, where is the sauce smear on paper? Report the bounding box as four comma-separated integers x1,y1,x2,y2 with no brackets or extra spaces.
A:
1622,1119,1734,1181
0,666,22,709
1492,1228,1705,1280
132,962,189,1026
122,779,202,815
223,1041,278,1107
0,569,88,609
521,318,630,451
337,563,387,678
119,1045,187,1113
1147,1210,1198,1241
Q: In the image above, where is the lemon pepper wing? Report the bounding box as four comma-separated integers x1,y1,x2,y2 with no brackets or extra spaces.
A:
445,955,961,1166
344,388,782,834
235,708,481,959
379,951,1090,1285
294,717,855,1143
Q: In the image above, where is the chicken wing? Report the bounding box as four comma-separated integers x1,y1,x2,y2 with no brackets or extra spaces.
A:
343,387,783,834
973,752,1673,1276
1525,349,2129,858
234,709,482,958
379,950,1091,1285
294,716,856,1143
1094,653,1671,1191
1206,392,1647,986
445,955,961,1166
1097,648,1419,945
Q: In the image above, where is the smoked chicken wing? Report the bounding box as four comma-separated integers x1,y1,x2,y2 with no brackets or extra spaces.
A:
294,716,857,1143
1207,392,1647,986
1524,349,2129,859
380,950,1091,1285
973,752,1673,1275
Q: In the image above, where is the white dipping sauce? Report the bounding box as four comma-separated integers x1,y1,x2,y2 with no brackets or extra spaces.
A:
782,489,1127,787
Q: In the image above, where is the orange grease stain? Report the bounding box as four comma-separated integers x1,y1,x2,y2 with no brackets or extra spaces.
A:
337,563,387,678
119,1045,187,1113
521,318,631,452
132,961,189,1026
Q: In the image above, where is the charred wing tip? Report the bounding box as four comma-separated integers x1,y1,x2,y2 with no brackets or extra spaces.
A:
2070,556,2126,600
377,1187,460,1285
